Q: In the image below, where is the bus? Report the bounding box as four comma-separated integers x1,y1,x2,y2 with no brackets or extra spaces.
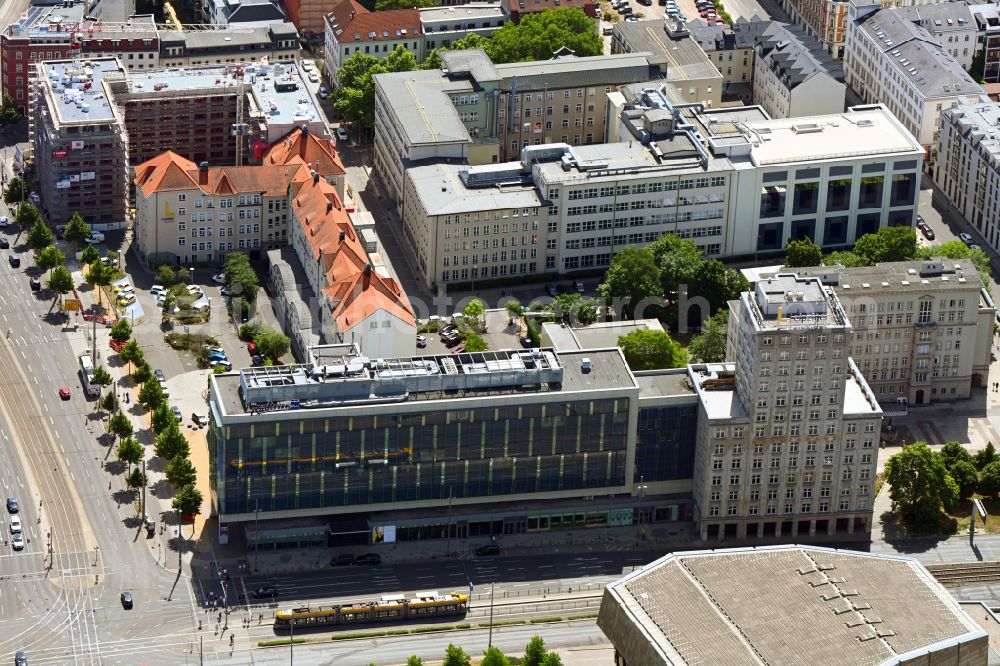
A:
79,354,100,398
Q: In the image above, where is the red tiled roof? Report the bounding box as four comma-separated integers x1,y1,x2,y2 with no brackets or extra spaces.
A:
290,175,414,329
324,0,421,43
133,151,310,197
133,151,199,197
262,128,346,179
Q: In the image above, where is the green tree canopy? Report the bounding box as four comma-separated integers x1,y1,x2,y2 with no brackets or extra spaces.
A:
375,0,435,8
27,218,54,250
487,8,601,62
108,410,134,444
15,202,40,229
980,461,1000,498
62,212,91,248
481,647,511,666
918,240,992,294
822,250,866,267
540,654,564,666
119,339,144,371
950,460,979,499
406,657,424,666
165,456,197,489
422,34,492,70
784,237,823,268
0,92,22,128
3,176,25,206
151,403,175,435
598,246,662,318
172,484,203,517
92,365,113,388
523,636,547,666
884,441,959,528
80,244,100,265
976,442,998,471
124,467,146,491
333,47,418,131
688,310,728,363
463,298,486,322
463,331,488,352
110,318,132,344
132,362,153,385
940,442,973,470
156,264,177,285
223,251,261,303
101,390,119,414
155,422,190,461
853,226,918,265
442,644,472,666
618,329,686,371
116,436,144,472
257,330,291,363
138,377,166,410
47,265,74,298
36,245,64,273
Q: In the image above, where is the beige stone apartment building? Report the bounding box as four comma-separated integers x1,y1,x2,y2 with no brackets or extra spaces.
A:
788,260,995,405
690,274,883,542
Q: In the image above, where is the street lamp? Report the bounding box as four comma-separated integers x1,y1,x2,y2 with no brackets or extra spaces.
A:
636,475,648,542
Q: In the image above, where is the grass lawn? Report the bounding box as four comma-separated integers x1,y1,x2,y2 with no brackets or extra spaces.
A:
948,496,1000,534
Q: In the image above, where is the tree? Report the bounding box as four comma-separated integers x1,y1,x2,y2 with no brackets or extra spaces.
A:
523,636,547,666
62,212,90,248
688,310,728,363
256,330,291,363
3,176,25,206
487,8,602,63
85,260,116,308
618,329,686,371
884,441,959,528
151,403,175,435
375,0,435,8
155,264,176,285
101,390,119,414
165,456,197,489
133,362,153,385
950,460,979,499
975,442,998,471
108,410,134,445
940,441,973,470
80,244,100,266
689,260,748,322
36,245,64,274
540,654,564,666
979,461,1000,498
47,266,74,301
918,240,993,294
223,251,261,303
853,226,918,265
822,250,866,268
0,92,21,129
172,484,203,517
92,366,113,389
120,339,144,372
785,237,823,268
160,291,177,318
505,299,522,318
15,202,40,230
423,34,491,70
124,467,146,491
441,644,472,666
481,647,510,666
116,436,144,473
463,298,486,324
599,246,662,319
333,47,418,131
138,377,166,410
240,320,265,342
27,218,54,251
406,658,424,666
110,318,132,344
463,331,488,352
155,422,190,461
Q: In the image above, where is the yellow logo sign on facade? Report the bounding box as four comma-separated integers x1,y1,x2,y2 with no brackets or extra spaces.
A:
163,201,174,218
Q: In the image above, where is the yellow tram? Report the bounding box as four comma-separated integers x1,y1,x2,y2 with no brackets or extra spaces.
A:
274,591,469,630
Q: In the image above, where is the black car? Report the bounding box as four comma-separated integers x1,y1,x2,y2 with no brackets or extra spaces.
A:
14,650,26,666
251,587,279,598
476,544,501,556
355,553,381,565
9,253,19,267
6,497,17,513
520,336,534,348
29,277,40,291
120,592,133,609
545,284,558,297
0,238,8,249
331,554,355,566
251,354,264,366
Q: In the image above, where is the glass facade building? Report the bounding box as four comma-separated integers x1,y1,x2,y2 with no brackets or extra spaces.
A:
634,404,698,483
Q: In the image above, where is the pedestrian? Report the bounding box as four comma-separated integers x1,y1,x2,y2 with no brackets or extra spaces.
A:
214,623,219,635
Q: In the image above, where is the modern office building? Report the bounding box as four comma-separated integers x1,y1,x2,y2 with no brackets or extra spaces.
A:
751,21,845,119
844,2,985,162
1,6,300,114
781,261,995,405
690,274,882,542
30,58,130,228
207,343,700,544
372,48,658,206
936,100,1000,253
400,92,923,289
598,546,989,666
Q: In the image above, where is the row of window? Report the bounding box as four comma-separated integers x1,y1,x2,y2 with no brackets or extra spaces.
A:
706,499,867,516
709,470,872,486
177,238,260,249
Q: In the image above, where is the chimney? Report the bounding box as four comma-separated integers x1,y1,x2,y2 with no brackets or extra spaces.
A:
199,161,209,185
312,171,320,184
339,230,346,242
327,201,334,213
364,262,373,279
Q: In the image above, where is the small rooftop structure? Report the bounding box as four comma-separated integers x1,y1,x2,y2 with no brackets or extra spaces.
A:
598,545,988,666
40,57,125,125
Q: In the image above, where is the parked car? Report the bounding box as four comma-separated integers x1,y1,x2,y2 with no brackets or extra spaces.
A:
520,336,535,348
416,335,427,348
212,273,226,284
85,231,105,244
971,244,983,252
451,344,466,354
331,554,355,566
960,232,974,245
29,277,40,291
251,587,279,598
206,351,228,362
171,406,182,421
545,284,558,297
154,369,165,382
0,216,7,227
336,126,349,142
355,553,382,565
151,285,167,295
918,224,935,240
0,238,8,249
9,253,19,267
476,544,500,556
14,650,26,666
210,360,233,371
574,280,585,294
